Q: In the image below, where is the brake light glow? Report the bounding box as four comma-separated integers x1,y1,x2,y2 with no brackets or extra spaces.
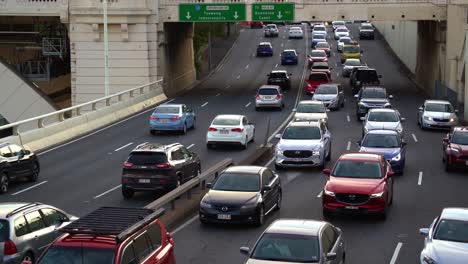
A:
256,95,261,100
276,94,282,100
4,240,17,255
123,161,133,168
170,117,181,121
150,116,159,120
208,127,218,132
159,179,169,183
231,128,244,132
156,163,172,169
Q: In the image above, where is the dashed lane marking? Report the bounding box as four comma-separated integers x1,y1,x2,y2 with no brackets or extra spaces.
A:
11,181,48,196
347,115,351,122
201,102,209,107
317,191,323,198
418,171,423,185
187,144,195,149
347,141,351,151
245,102,251,108
115,142,133,152
93,185,121,199
389,242,403,264
412,133,418,142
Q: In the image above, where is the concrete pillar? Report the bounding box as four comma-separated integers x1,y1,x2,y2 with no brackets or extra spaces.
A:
465,29,468,119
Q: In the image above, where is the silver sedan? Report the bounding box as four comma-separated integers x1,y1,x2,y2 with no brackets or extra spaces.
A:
417,100,459,130
312,84,344,110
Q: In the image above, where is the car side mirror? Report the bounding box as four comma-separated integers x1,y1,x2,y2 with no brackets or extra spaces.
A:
401,141,407,147
206,182,212,189
23,150,31,155
378,74,382,78
326,108,331,112
354,94,359,98
418,106,424,111
240,247,250,256
387,171,395,177
325,252,337,261
339,91,344,94
388,95,394,99
360,116,366,121
400,117,406,122
322,169,331,175
262,185,272,191
275,133,282,139
419,228,430,237
455,109,459,113
292,108,297,112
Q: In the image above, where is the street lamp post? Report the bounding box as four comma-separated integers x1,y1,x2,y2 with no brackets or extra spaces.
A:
103,0,110,97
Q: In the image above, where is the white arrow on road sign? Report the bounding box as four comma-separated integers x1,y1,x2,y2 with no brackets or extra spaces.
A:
186,12,191,19
277,11,283,19
234,11,239,19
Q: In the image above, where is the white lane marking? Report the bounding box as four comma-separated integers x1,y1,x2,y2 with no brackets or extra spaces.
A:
11,181,48,196
94,184,121,199
187,144,195,149
171,215,199,235
347,115,351,122
115,142,133,152
216,93,221,96
412,133,418,142
38,99,175,156
217,64,224,72
317,191,323,198
225,84,231,89
201,102,209,108
245,102,251,108
252,53,256,57
245,64,250,70
236,75,241,79
332,52,335,57
281,43,284,47
335,62,338,67
268,112,295,142
336,72,339,77
418,171,423,186
275,64,278,68
346,141,351,151
389,242,403,264
266,156,275,167
240,29,245,33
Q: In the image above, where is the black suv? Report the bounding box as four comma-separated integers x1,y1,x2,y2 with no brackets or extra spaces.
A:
0,143,40,193
355,86,393,120
121,143,201,198
350,68,382,94
267,70,292,90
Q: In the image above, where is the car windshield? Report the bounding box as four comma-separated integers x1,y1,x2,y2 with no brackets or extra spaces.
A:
362,134,400,148
127,152,168,165
316,42,329,49
38,246,115,264
434,219,468,243
282,126,321,140
451,132,468,145
297,103,326,113
425,103,454,113
316,85,337,95
153,106,179,114
312,64,329,70
267,25,276,29
357,70,379,81
259,88,279,95
0,220,9,242
313,35,326,40
251,233,320,263
345,60,361,66
309,73,328,82
314,26,325,31
212,173,260,192
368,112,398,122
361,89,386,99
332,160,382,178
336,28,348,32
343,45,360,53
212,117,241,126
310,51,325,57
361,25,373,30
283,51,296,56
259,44,271,49
340,38,352,44
269,72,287,78
333,22,345,26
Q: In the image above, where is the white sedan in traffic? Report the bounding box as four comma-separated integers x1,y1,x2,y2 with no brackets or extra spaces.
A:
334,27,350,40
206,115,255,149
288,26,304,39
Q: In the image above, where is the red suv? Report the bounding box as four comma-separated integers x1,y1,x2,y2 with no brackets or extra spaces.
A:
26,207,175,264
322,153,394,219
304,72,331,94
443,126,468,171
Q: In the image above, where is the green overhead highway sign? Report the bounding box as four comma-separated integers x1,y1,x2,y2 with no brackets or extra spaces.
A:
252,3,295,22
179,3,246,22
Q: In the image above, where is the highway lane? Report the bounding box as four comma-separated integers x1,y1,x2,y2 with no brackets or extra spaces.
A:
0,24,309,217
172,23,468,264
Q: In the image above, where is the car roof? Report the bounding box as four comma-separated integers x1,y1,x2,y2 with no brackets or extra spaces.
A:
453,126,468,132
283,49,296,52
311,49,326,53
265,219,326,236
290,27,301,30
298,100,324,105
288,121,321,128
271,70,287,74
259,42,272,45
339,153,382,162
0,202,41,219
336,26,348,30
157,104,181,108
368,108,396,113
366,130,399,135
259,85,280,90
333,20,345,23
214,114,243,120
224,166,264,174
316,41,329,46
441,208,468,221
425,100,451,104
339,36,351,41
131,142,181,153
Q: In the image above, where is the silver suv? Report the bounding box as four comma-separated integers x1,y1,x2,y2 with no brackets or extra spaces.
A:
0,203,77,263
275,121,332,170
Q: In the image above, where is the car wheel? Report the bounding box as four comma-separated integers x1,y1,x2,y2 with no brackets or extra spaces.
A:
255,106,259,111
389,184,394,206
22,252,34,263
251,130,255,142
182,123,187,135
122,186,134,199
255,206,265,226
192,118,196,129
379,209,387,220
356,115,361,122
318,159,325,170
0,174,8,194
29,162,39,182
275,191,282,211
445,158,452,172
241,136,248,150
326,145,331,161
341,100,345,108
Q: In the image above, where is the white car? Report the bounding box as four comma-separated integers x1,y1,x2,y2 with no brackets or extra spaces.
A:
288,26,303,39
361,108,405,137
312,25,327,38
334,27,350,40
293,100,329,125
206,115,255,149
332,21,346,31
417,100,459,130
342,59,365,77
337,36,352,52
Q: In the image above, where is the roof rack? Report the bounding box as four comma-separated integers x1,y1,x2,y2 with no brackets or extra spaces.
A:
61,207,165,243
6,203,43,217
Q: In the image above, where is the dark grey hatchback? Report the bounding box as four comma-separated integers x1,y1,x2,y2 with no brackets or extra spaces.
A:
121,143,201,198
199,166,281,226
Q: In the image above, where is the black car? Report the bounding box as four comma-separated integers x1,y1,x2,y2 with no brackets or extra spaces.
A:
354,86,394,120
0,143,40,193
121,142,201,198
199,166,281,226
350,67,381,94
267,70,292,90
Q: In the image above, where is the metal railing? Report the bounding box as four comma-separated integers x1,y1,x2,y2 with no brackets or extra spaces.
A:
0,79,163,135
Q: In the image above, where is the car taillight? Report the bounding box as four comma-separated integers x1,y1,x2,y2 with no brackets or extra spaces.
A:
159,179,169,183
156,163,172,169
231,128,244,132
170,117,181,121
123,161,133,168
276,94,282,99
208,127,218,132
4,240,17,255
121,178,130,183
150,116,159,121
256,95,261,100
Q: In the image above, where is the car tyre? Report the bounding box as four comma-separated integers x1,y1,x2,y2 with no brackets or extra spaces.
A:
275,163,283,171
255,206,265,226
182,123,187,135
0,174,8,194
251,130,255,142
445,158,452,172
29,162,39,182
22,252,34,264
150,130,156,135
241,136,248,150
192,118,196,129
275,191,282,211
326,145,331,161
122,186,134,199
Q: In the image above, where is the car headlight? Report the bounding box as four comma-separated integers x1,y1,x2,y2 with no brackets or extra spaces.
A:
449,118,456,122
356,81,361,85
396,125,403,133
384,103,392,108
312,150,320,156
364,126,369,133
370,191,384,198
423,116,433,121
422,255,437,264
276,149,283,155
320,118,327,123
200,200,212,208
324,189,335,196
391,153,401,161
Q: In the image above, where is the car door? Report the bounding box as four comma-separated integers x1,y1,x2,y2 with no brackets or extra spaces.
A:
321,123,331,158
321,225,341,264
180,146,198,178
182,105,193,127
170,148,190,183
265,169,280,210
144,222,176,264
337,85,344,105
23,210,53,253
39,208,72,249
325,225,344,264
242,117,253,141
260,170,275,211
8,144,31,177
0,145,18,178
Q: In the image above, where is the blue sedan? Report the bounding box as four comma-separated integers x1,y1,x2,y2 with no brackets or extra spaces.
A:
256,42,273,57
281,49,298,65
149,104,195,135
358,130,406,174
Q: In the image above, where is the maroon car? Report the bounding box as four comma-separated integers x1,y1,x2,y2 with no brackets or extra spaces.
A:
315,42,331,57
322,153,394,219
311,61,332,79
443,126,468,171
308,50,328,67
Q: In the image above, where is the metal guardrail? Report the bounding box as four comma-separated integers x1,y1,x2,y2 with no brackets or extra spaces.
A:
0,79,163,135
144,158,233,211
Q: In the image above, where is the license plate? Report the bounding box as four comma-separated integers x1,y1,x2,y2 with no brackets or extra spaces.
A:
160,119,169,123
220,130,229,134
139,179,150,183
217,214,231,220
264,96,273,100
345,206,359,210
293,158,302,162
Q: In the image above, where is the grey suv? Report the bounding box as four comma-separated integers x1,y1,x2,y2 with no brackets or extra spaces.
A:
355,86,393,120
121,142,201,198
275,121,331,170
0,202,77,264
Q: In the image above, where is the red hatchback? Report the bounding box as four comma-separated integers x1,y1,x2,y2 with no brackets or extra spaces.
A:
443,126,468,171
322,153,394,219
304,72,331,94
308,50,328,67
29,207,176,264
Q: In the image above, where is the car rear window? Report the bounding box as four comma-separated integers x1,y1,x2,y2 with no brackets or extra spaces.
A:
361,25,373,30
269,72,287,78
153,106,179,114
361,89,386,99
258,44,271,49
315,85,337,94
312,64,329,70
336,28,348,32
332,160,382,178
127,152,168,165
38,246,115,264
212,117,241,126
345,60,361,66
313,34,325,39
357,70,379,82
0,220,9,242
315,42,329,49
314,26,325,31
282,51,296,56
259,88,279,95
309,73,328,82
310,51,325,57
343,45,360,53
